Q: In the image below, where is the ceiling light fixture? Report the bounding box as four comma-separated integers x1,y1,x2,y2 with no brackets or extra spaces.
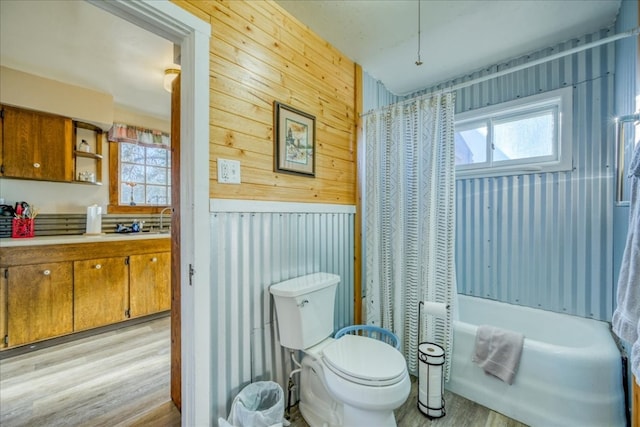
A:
163,68,180,92
415,0,423,66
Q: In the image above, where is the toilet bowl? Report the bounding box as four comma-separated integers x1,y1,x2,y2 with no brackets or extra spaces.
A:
270,273,410,427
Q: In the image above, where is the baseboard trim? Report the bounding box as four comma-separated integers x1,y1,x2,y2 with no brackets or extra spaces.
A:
0,311,170,360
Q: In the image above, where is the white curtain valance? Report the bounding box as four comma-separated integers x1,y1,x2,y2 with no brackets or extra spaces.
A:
107,123,170,147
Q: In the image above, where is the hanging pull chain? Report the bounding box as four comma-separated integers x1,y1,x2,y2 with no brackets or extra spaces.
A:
416,0,423,66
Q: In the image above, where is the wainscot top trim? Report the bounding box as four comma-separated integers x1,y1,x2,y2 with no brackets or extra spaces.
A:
209,199,356,214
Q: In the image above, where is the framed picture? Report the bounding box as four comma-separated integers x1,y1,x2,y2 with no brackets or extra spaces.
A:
274,101,316,177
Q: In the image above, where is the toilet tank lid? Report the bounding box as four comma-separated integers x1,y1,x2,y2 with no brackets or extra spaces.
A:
270,272,340,297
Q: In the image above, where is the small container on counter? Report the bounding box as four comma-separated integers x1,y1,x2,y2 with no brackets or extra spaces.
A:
12,218,35,238
85,204,102,235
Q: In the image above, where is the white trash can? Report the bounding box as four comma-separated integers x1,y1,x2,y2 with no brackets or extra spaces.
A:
218,381,288,427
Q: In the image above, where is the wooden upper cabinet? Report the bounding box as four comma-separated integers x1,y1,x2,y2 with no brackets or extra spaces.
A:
73,257,128,331
1,105,73,182
129,252,171,318
6,262,73,348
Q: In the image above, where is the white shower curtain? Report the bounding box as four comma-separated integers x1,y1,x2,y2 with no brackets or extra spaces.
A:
363,92,456,377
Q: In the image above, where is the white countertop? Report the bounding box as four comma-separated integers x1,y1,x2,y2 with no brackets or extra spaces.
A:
0,232,170,247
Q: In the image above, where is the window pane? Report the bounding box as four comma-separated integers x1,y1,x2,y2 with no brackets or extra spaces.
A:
146,166,167,185
121,163,145,183
147,185,169,205
147,147,169,166
120,182,140,205
132,185,145,205
455,124,487,165
120,143,144,163
120,183,130,205
493,110,555,161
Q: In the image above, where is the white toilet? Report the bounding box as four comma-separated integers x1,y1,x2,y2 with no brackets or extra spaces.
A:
270,272,410,427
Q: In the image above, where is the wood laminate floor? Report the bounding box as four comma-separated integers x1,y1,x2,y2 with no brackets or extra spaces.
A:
287,375,528,427
0,316,180,427
1,317,526,427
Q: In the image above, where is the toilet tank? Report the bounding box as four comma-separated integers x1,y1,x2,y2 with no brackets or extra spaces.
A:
270,272,340,350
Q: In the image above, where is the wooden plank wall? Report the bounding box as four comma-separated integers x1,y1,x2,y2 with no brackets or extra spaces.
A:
175,0,358,205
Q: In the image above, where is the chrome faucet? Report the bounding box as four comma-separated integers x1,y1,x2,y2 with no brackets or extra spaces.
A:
159,207,173,232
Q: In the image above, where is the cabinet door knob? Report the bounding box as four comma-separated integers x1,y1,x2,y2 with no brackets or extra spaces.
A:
43,269,51,276
33,162,41,168
94,264,102,270
151,257,158,262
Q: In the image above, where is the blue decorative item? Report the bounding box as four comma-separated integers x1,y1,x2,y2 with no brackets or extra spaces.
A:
334,325,400,350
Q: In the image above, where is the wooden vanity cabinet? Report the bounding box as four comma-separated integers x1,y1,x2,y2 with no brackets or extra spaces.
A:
73,256,128,331
0,238,170,350
5,262,73,347
129,252,171,318
1,105,73,182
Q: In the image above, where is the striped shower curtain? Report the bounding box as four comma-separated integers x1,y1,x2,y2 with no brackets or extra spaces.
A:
363,92,456,377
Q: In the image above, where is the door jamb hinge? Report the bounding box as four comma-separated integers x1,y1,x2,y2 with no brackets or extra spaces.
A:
189,264,194,286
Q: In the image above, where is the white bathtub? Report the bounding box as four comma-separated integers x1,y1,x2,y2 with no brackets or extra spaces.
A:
446,295,625,427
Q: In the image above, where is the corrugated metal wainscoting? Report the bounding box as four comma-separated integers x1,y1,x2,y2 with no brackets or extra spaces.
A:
382,27,616,321
451,29,615,321
210,199,355,418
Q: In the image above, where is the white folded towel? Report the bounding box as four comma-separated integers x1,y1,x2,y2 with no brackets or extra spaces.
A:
472,325,524,385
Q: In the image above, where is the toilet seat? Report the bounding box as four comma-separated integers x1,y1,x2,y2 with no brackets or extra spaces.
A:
322,334,407,386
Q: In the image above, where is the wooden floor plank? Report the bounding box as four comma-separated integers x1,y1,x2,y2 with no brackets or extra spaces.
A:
0,316,179,427
288,375,528,427
1,316,526,427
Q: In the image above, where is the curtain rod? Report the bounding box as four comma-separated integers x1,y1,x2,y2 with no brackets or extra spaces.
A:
616,113,640,123
447,27,639,93
362,27,639,118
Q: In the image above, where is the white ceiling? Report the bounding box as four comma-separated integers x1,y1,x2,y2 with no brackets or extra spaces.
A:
275,0,622,95
0,0,622,120
0,0,175,121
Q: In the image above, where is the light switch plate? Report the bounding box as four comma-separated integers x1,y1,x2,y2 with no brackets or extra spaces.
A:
218,158,241,184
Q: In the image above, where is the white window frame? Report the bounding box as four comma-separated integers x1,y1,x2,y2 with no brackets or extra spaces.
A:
455,87,573,179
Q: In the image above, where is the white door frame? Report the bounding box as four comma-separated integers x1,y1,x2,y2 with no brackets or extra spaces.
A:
87,1,212,425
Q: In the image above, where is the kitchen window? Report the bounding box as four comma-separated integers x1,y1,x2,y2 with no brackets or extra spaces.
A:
107,123,171,212
455,87,572,178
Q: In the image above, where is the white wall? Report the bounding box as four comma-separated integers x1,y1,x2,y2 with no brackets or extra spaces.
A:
0,169,109,215
0,67,169,213
0,66,114,130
